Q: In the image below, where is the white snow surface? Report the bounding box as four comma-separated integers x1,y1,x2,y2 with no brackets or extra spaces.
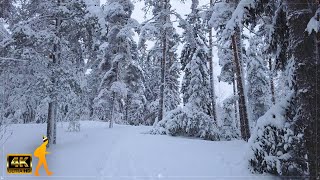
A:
1,121,275,180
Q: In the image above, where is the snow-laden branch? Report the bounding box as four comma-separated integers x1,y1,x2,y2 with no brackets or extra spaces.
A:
306,8,320,34
223,0,257,35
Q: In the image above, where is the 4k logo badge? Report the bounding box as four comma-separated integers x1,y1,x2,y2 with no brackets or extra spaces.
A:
7,154,32,174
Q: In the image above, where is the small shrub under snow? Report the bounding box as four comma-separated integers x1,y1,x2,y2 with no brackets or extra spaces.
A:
151,104,220,141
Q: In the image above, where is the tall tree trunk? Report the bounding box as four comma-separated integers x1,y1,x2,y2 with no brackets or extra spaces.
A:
269,58,275,104
286,1,319,178
46,101,54,147
109,61,119,128
53,101,57,144
231,34,250,141
125,95,129,123
47,0,61,146
233,76,239,129
157,0,168,123
109,92,116,128
208,0,217,123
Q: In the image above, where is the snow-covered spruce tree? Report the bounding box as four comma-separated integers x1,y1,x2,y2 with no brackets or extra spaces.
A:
233,0,304,176
246,36,270,130
227,0,319,177
180,0,211,117
248,94,306,176
220,96,239,140
97,0,142,127
123,62,146,125
164,45,180,113
151,0,220,141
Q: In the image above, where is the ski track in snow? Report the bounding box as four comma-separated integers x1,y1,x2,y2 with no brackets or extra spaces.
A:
0,121,276,180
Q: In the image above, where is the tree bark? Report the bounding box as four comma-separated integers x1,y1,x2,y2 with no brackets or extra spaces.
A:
208,0,217,123
233,76,239,129
47,0,61,145
109,61,119,128
286,1,319,178
269,58,275,104
231,34,250,141
46,101,54,147
157,0,168,123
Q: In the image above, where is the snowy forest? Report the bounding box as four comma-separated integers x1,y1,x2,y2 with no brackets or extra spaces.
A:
0,0,319,179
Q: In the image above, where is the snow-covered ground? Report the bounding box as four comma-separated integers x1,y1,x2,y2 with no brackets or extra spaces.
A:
1,121,275,180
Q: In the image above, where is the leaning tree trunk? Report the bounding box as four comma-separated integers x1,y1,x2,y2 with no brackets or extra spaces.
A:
157,0,168,123
231,34,250,141
286,0,320,178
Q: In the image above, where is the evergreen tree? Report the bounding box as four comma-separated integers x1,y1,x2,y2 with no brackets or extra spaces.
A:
246,36,270,129
220,96,239,140
97,0,143,127
140,0,180,123
180,0,211,117
150,0,220,141
228,0,319,177
2,0,103,143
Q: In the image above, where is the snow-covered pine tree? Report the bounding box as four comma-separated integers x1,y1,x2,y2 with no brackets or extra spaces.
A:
61,0,108,130
82,0,109,121
210,0,250,141
3,0,102,142
6,0,61,143
97,0,141,127
140,0,180,124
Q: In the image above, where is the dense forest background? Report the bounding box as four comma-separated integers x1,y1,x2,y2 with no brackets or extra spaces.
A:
0,0,319,178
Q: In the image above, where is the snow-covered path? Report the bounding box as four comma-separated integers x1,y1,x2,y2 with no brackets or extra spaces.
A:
1,121,274,180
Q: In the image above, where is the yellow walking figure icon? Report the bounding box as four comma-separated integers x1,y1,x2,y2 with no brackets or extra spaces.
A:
33,136,53,176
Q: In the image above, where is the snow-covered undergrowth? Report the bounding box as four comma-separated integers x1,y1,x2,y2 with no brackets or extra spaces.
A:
248,94,307,176
150,104,220,141
0,121,275,180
